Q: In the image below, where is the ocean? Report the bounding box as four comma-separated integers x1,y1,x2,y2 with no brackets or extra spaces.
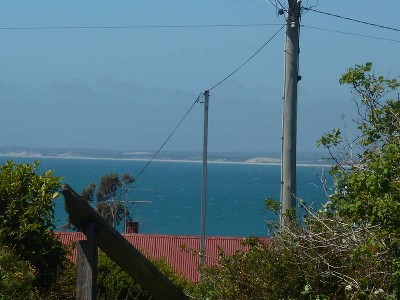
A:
0,155,331,237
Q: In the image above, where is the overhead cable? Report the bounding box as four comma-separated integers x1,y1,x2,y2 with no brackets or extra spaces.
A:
122,25,285,180
135,93,203,180
135,25,284,179
208,24,285,91
275,0,287,11
302,25,400,43
304,7,400,32
0,23,285,31
134,25,284,179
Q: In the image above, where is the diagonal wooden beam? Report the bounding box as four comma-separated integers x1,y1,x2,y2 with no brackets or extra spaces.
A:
62,184,188,300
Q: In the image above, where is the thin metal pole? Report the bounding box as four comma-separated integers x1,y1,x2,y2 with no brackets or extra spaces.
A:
124,188,128,233
281,0,301,224
200,90,209,270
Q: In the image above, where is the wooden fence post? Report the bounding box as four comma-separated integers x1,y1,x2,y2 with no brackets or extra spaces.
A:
63,184,188,299
77,222,98,300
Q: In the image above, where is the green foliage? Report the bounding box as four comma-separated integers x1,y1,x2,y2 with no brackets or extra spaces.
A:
81,183,95,203
97,173,121,202
97,251,148,300
0,245,39,300
194,239,304,300
152,258,195,294
81,172,135,228
322,63,400,297
97,252,193,299
265,197,280,213
43,261,76,300
317,129,342,148
96,172,134,202
0,161,67,293
195,63,400,299
96,200,126,228
338,62,400,148
195,207,396,299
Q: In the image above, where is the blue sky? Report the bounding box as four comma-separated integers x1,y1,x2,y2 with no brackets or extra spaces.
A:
0,1,399,153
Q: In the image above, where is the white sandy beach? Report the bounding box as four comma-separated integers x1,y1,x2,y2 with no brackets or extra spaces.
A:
0,152,332,167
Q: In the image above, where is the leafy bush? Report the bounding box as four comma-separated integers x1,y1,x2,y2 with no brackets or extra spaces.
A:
97,251,148,300
0,245,39,300
97,251,193,299
319,62,400,297
194,63,400,299
195,206,396,299
0,161,67,294
43,261,76,300
193,238,303,300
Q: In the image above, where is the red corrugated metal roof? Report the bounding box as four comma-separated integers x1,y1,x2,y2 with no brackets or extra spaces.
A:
55,232,268,282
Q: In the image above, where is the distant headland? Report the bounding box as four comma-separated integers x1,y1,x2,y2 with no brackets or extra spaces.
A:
0,147,328,166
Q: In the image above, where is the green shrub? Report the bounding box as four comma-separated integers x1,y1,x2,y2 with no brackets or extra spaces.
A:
97,251,148,300
0,245,39,300
0,161,67,294
97,251,194,299
194,63,400,299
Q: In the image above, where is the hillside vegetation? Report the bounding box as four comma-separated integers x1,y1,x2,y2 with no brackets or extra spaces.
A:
194,63,400,299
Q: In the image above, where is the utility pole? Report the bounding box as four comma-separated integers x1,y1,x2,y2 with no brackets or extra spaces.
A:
200,90,209,271
281,0,301,224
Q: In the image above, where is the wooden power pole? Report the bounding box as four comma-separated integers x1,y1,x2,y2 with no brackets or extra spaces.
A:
200,90,209,271
281,0,301,223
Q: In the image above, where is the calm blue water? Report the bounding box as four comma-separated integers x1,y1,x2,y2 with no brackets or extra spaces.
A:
0,157,331,237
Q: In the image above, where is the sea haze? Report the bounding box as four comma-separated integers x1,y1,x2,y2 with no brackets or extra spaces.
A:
0,148,332,237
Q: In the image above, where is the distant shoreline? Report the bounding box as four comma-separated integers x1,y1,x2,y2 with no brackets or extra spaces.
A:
0,153,332,168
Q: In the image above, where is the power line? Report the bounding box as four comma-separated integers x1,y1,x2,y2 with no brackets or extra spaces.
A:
265,0,283,16
264,0,279,10
0,23,285,31
304,7,400,32
135,25,284,179
208,24,285,91
47,24,281,181
302,25,400,43
0,16,281,179
275,0,287,11
135,93,203,180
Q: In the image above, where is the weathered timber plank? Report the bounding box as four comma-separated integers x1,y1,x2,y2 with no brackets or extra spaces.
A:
62,184,188,300
76,223,98,300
